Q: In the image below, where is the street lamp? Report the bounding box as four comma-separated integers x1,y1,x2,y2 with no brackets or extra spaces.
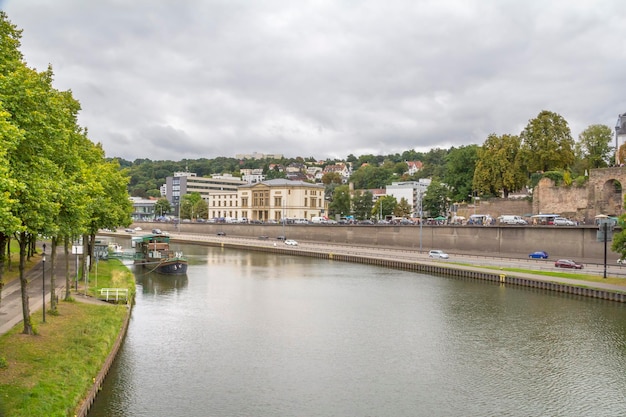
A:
418,191,423,253
42,243,46,323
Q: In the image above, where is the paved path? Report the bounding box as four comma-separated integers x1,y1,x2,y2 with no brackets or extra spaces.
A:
0,245,82,336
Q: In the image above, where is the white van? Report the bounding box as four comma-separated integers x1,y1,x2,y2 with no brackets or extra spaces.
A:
498,215,527,225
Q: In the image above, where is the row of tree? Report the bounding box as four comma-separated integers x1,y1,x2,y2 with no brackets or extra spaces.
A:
0,13,133,335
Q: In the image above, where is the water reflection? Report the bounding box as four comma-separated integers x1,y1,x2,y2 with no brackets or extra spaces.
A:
134,270,188,295
89,245,626,417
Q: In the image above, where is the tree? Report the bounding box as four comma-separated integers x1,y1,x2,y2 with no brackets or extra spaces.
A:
444,145,478,202
328,185,351,218
394,197,412,218
372,195,397,220
321,171,342,185
180,192,206,220
575,124,613,169
473,134,526,198
520,110,575,173
422,180,449,218
154,198,172,218
352,190,374,220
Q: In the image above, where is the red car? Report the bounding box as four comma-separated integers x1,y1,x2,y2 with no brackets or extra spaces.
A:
554,259,583,269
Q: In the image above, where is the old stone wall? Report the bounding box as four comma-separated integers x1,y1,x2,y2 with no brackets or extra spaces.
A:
532,177,590,222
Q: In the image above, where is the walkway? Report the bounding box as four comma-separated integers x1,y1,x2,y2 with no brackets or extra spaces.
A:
0,245,104,336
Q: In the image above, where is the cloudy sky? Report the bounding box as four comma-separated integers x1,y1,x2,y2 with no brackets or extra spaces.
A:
2,1,625,161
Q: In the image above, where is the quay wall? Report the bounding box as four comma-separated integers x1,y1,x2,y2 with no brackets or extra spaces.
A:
136,222,618,262
178,239,626,303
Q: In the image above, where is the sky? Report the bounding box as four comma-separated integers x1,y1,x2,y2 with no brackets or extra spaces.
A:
2,0,626,162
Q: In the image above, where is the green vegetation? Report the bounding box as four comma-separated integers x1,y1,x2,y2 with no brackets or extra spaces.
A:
0,259,134,417
475,265,626,287
0,12,133,336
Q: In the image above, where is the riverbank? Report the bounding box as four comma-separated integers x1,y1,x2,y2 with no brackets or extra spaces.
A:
0,257,135,417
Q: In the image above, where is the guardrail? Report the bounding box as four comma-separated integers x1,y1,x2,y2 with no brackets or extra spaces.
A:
98,288,129,302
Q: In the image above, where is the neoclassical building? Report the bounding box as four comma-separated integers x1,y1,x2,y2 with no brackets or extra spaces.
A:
207,179,328,222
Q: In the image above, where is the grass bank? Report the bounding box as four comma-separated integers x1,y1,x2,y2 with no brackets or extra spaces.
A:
0,258,135,417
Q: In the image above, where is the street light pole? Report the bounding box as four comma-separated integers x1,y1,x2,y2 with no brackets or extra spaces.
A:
42,243,46,323
418,191,423,253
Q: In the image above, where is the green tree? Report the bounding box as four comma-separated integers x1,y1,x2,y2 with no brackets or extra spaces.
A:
473,134,526,198
321,171,343,185
372,195,397,220
180,192,207,220
520,110,575,173
444,145,478,202
422,180,449,218
154,198,172,218
394,197,412,218
352,190,374,220
329,185,351,218
575,124,613,169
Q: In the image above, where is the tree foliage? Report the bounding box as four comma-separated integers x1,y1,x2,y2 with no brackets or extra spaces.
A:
520,110,575,173
444,145,478,202
473,134,526,198
575,124,614,169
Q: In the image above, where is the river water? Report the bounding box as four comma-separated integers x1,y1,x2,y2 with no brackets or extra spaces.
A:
88,243,626,417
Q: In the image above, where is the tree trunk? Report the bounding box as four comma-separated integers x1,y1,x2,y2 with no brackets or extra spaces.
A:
81,233,89,293
64,236,71,301
18,232,33,335
0,234,6,309
50,236,57,312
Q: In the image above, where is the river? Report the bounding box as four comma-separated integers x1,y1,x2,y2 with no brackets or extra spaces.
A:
88,243,626,417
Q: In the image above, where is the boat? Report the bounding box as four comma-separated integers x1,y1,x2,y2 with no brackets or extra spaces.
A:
132,233,188,274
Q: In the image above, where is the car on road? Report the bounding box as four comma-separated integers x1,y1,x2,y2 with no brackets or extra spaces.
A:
529,251,549,259
428,250,449,259
284,239,298,246
124,228,135,233
554,259,583,269
152,228,163,234
553,217,575,226
276,235,286,240
216,231,226,236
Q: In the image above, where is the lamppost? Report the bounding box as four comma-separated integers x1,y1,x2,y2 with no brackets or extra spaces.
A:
418,191,423,253
42,243,46,323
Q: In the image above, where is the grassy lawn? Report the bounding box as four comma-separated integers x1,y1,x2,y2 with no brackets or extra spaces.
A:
475,264,626,287
0,258,134,417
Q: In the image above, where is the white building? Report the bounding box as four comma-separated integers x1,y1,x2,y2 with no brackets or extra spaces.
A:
385,179,431,217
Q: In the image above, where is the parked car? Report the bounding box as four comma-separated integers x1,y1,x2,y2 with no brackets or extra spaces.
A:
618,258,625,265
428,250,449,259
284,239,298,246
529,251,549,259
554,259,583,269
553,217,575,226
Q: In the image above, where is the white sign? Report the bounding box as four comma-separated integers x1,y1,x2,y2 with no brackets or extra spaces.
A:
71,245,84,255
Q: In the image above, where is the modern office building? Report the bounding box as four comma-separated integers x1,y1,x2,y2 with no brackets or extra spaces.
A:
165,172,248,208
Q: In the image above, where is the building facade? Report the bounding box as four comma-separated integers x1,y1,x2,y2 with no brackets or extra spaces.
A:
386,179,431,217
237,179,328,222
165,172,248,208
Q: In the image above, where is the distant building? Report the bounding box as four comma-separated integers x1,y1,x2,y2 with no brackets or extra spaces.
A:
406,161,423,176
164,172,247,208
322,163,352,183
235,152,283,160
130,197,157,221
386,179,430,217
240,168,265,184
237,179,327,222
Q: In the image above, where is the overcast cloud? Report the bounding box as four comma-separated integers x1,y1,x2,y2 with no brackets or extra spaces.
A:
3,0,626,161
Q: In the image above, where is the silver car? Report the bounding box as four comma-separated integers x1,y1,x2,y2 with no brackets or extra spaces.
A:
428,250,449,259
